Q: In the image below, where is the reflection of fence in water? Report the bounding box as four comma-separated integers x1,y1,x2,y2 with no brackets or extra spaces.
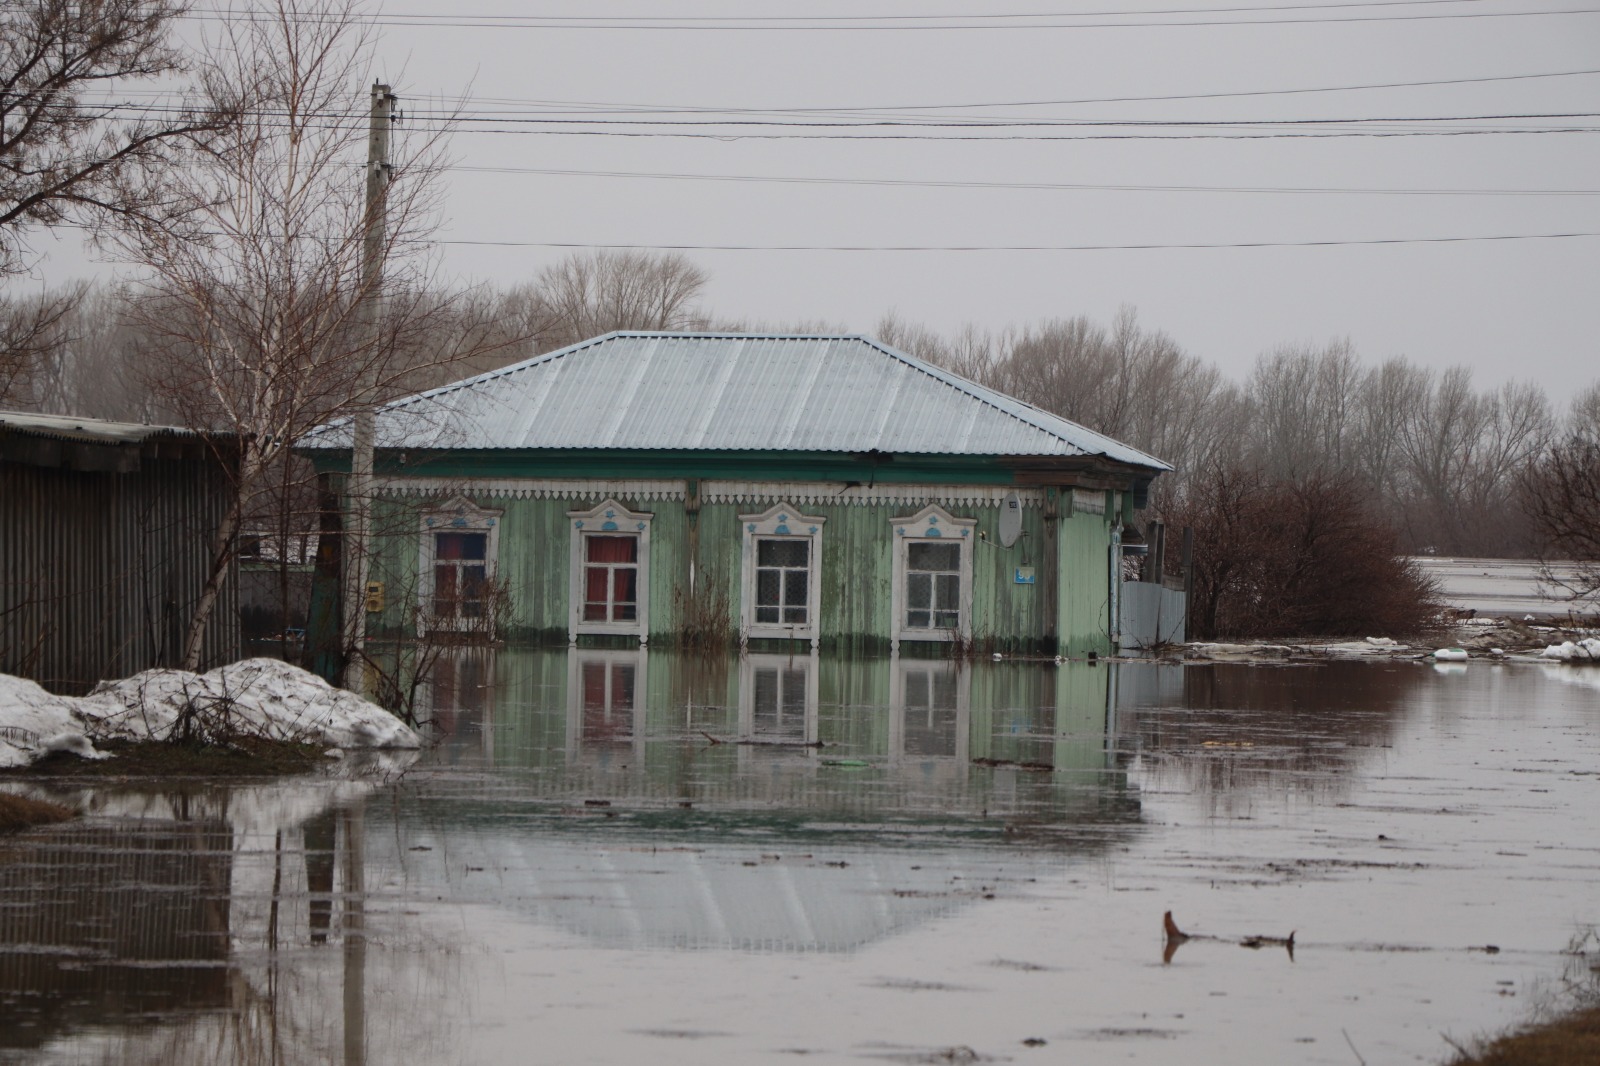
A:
0,820,234,1049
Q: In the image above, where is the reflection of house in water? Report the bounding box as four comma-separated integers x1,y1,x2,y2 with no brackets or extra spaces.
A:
892,659,968,764
741,653,817,745
370,653,1142,954
422,648,497,763
453,648,1138,828
566,648,646,765
0,818,234,1051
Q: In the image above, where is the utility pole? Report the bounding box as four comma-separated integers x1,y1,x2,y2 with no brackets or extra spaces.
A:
343,82,395,694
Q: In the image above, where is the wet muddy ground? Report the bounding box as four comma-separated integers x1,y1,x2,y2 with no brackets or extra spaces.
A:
2,653,1597,1065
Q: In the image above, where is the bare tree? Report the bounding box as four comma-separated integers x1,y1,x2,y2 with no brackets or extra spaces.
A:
1247,340,1361,480
1166,464,1440,639
508,249,710,353
104,0,488,670
0,284,76,404
1,0,228,271
1524,432,1600,607
1567,380,1600,443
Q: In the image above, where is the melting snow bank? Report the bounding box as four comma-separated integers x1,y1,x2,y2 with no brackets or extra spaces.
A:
1181,620,1599,664
1541,638,1600,662
0,659,420,768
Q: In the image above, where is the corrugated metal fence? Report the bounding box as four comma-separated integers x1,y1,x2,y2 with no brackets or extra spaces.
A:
1,418,238,694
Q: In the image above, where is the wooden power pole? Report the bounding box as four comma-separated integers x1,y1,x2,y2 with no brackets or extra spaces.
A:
343,82,395,693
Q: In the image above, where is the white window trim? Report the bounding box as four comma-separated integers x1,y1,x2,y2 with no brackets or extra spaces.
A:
739,502,826,646
568,498,653,643
418,496,502,635
890,504,977,648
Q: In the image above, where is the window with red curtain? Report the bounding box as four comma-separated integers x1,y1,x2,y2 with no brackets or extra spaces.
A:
583,535,638,622
433,532,488,619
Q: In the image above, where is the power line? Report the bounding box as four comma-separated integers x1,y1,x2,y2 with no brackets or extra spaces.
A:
435,231,1600,251
450,68,1600,118
82,101,1600,138
444,164,1600,198
387,111,1600,127
96,99,1600,126
289,124,1600,140
194,0,1531,22
184,5,1600,30
70,67,1600,117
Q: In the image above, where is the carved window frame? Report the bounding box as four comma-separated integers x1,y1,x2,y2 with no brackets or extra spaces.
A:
739,502,826,646
567,498,653,642
890,504,977,647
418,496,503,635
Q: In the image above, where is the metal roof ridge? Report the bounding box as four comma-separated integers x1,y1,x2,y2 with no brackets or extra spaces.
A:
604,330,871,340
857,336,1172,469
378,330,632,415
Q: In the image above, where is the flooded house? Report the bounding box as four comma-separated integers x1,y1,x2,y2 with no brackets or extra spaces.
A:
302,332,1172,655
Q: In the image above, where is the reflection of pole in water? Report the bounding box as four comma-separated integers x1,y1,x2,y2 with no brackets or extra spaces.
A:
342,804,367,1066
304,810,336,944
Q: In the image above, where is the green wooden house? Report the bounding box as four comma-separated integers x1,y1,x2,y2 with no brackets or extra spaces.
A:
302,332,1170,655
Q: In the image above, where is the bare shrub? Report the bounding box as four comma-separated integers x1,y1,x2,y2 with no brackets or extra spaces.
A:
674,565,734,653
1523,434,1600,607
1165,467,1441,640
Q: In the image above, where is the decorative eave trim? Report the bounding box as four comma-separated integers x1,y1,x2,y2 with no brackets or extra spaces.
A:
707,481,1043,509
370,476,1046,509
374,477,685,501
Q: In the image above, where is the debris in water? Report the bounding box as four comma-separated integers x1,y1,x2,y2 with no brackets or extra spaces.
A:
1163,911,1295,963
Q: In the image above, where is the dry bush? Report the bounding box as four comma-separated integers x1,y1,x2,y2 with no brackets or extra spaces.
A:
1523,433,1600,605
1164,466,1441,640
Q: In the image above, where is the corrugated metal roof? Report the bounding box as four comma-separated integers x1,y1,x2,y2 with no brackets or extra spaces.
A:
0,409,203,446
305,332,1171,470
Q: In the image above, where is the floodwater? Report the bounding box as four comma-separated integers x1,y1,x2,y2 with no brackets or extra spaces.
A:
1410,555,1591,618
2,652,1597,1066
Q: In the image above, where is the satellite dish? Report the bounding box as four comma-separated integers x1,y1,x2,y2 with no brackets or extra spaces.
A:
998,491,1023,547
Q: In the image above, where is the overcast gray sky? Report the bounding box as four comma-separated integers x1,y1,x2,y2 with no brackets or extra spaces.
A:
32,0,1600,397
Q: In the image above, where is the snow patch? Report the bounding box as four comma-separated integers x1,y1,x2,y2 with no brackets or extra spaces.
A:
0,659,419,768
1540,638,1600,662
1432,648,1470,662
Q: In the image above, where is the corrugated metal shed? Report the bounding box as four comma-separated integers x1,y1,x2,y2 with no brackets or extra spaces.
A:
304,333,1170,470
1,411,238,693
0,410,202,447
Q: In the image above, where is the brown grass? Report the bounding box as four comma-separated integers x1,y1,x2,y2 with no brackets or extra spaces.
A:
1447,1002,1600,1066
11,737,329,777
0,792,76,832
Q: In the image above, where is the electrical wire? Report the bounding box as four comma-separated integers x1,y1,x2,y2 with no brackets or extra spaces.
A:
182,5,1600,30
442,164,1600,197
433,232,1600,251
65,66,1600,117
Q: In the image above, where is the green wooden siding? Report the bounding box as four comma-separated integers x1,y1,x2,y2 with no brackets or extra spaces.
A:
1056,502,1115,656
361,482,1119,652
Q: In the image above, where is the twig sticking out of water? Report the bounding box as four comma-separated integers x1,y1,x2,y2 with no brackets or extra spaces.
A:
1342,1027,1367,1065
